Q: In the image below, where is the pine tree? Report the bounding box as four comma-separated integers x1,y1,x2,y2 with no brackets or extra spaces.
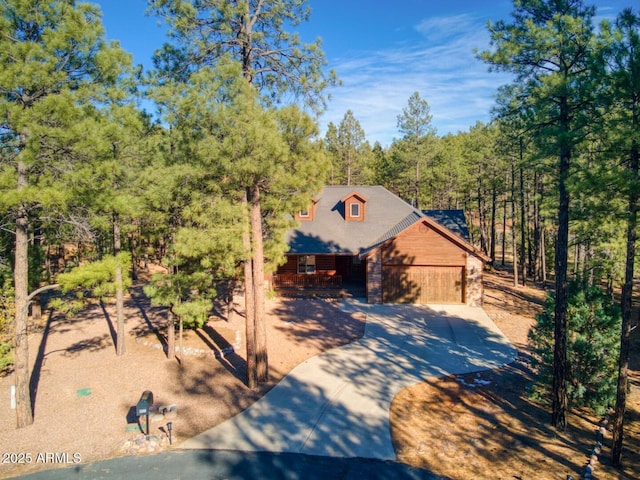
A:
529,282,621,415
596,8,640,466
479,0,597,430
149,0,334,384
328,110,367,186
396,92,437,209
0,0,133,427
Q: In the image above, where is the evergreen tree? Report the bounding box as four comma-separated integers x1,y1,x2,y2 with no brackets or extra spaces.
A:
0,0,133,427
69,101,147,357
150,0,333,384
480,0,597,430
529,282,621,415
597,8,640,466
328,110,367,186
396,92,437,209
148,0,337,113
397,91,436,140
323,122,341,184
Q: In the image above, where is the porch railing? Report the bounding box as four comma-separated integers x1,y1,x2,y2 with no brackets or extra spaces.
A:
272,273,343,289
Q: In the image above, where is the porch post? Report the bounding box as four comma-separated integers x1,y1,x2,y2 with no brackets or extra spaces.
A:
366,250,382,304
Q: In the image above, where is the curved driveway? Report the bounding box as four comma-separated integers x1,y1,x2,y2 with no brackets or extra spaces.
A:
180,301,517,460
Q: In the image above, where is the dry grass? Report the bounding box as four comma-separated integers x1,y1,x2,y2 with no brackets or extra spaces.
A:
390,268,640,479
1,267,638,479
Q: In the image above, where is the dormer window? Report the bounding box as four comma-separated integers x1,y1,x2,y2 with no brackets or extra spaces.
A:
295,197,319,222
341,191,367,222
350,203,361,218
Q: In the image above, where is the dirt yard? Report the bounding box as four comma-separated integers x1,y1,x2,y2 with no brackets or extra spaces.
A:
0,287,366,479
0,268,638,479
391,268,640,479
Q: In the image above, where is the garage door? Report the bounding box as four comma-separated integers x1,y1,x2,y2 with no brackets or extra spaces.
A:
382,266,464,304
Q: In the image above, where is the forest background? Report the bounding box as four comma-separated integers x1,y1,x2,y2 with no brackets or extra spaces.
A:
1,0,639,470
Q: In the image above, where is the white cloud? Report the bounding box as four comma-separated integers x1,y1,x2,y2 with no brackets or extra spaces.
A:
414,13,479,42
321,13,513,146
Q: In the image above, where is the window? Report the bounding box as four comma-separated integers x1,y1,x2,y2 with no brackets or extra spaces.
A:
298,210,310,218
341,192,367,222
298,255,316,274
350,203,360,218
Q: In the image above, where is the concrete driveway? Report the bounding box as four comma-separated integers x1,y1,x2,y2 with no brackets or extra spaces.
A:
180,301,517,460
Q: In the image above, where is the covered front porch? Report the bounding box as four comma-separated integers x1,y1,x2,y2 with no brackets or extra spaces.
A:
273,254,366,298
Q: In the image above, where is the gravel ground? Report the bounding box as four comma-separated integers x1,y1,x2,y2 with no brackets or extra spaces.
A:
0,287,365,479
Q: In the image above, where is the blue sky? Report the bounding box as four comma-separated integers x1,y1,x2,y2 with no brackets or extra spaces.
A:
95,0,634,146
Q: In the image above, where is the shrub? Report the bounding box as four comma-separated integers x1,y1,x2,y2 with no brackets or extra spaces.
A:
528,281,621,415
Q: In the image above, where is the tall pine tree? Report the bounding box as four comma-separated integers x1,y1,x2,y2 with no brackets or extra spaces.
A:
597,8,640,466
480,0,597,429
0,0,133,427
149,0,334,384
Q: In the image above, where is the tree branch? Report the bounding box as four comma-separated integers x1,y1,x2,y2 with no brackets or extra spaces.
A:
27,283,60,303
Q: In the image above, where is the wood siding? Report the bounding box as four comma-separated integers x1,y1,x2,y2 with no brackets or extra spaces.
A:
381,221,466,266
382,266,464,304
278,256,297,274
379,220,467,304
276,255,337,275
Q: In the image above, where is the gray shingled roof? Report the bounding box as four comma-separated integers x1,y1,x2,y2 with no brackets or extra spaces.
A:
423,210,470,240
285,186,423,255
285,187,474,256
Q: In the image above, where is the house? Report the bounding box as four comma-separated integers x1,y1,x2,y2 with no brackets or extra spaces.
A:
273,186,490,306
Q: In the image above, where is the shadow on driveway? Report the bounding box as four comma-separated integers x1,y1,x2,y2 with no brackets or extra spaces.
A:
180,302,517,460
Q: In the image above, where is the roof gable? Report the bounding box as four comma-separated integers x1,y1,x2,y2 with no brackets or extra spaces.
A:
367,215,490,262
285,186,488,262
286,186,420,254
340,191,368,203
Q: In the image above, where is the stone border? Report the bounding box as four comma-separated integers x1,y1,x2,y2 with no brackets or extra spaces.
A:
135,331,241,359
582,413,610,479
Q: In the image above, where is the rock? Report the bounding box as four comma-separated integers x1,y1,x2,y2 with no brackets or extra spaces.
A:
164,410,177,420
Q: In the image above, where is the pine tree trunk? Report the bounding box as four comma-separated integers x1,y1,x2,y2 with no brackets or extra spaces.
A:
552,116,571,431
477,177,488,255
502,173,508,266
490,183,497,265
511,163,519,287
167,307,176,360
526,180,534,279
533,171,542,282
251,184,268,383
14,160,33,428
540,227,547,284
519,163,527,286
243,190,257,389
130,228,138,281
415,162,420,210
179,316,184,361
612,139,639,466
113,214,125,356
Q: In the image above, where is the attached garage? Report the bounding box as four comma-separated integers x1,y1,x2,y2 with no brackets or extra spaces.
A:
367,217,488,306
382,265,465,304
